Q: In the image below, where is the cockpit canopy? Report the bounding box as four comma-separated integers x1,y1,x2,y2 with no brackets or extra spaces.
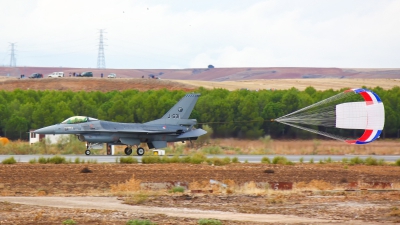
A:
61,116,98,124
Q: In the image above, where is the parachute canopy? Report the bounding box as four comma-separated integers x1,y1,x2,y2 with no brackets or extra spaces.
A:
275,88,385,144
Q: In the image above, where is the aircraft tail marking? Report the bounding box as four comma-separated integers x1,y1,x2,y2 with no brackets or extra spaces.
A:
161,93,200,120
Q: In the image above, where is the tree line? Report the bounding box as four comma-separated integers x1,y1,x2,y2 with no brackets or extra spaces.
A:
0,86,399,140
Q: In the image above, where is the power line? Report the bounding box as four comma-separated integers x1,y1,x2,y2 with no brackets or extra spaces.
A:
97,29,106,69
9,43,16,67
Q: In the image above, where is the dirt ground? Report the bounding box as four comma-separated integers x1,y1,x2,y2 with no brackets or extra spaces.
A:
0,163,400,224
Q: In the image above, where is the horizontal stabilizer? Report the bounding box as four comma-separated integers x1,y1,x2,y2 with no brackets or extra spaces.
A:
177,129,207,139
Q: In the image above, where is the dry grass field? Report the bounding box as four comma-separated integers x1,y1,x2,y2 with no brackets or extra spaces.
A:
174,78,400,91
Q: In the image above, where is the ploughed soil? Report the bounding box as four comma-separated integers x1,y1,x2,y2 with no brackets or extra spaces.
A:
1,163,400,224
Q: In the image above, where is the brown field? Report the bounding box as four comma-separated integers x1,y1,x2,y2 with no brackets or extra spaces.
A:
1,163,400,224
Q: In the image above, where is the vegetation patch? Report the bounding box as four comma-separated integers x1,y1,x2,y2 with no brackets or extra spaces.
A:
2,156,17,164
126,219,156,225
120,156,139,164
198,219,222,225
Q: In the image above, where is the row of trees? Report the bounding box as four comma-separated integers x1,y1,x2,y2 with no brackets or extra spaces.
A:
0,86,399,140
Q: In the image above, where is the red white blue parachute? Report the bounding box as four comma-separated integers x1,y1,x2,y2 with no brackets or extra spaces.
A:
275,88,385,144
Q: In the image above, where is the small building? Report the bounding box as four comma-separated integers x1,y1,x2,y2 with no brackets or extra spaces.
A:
29,129,68,145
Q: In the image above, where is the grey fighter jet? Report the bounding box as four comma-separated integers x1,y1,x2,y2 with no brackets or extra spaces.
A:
34,93,206,156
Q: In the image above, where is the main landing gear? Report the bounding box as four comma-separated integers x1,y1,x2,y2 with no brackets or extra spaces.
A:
124,146,145,156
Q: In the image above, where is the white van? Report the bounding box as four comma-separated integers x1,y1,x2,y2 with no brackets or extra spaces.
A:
48,72,64,78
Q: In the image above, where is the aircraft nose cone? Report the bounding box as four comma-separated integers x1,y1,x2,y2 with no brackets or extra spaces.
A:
34,125,55,134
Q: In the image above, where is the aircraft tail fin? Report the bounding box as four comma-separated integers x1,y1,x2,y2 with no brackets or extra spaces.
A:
144,93,200,125
161,93,200,119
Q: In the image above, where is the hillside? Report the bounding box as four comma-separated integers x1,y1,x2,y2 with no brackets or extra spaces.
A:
1,66,400,81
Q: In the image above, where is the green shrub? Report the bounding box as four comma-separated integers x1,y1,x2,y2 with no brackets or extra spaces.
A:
342,158,349,164
309,158,314,164
38,156,47,164
299,157,304,163
272,156,293,165
232,157,239,163
190,153,207,164
74,157,81,164
198,219,222,225
62,219,77,225
365,157,378,166
378,159,385,166
350,157,364,165
126,219,156,225
48,155,67,164
120,156,138,164
2,156,17,164
395,159,400,166
325,157,333,163
141,156,161,164
29,158,37,164
261,156,270,164
169,186,185,193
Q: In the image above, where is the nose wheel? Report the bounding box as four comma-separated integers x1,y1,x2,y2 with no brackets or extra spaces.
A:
85,149,91,155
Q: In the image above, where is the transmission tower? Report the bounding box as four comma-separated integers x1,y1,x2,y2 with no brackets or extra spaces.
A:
9,43,16,67
97,29,106,69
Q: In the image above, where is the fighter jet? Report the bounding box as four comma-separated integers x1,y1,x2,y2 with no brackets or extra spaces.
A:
34,93,206,155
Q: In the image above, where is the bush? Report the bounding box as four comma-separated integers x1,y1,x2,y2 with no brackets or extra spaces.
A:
395,159,400,166
365,157,378,166
272,156,293,165
309,158,314,164
62,219,77,225
170,186,185,193
141,156,161,164
29,158,37,164
120,157,138,164
350,157,364,165
190,153,207,164
299,157,304,163
198,219,222,225
126,219,156,225
38,156,47,164
232,156,239,163
342,158,349,164
261,156,271,164
48,155,66,164
2,156,17,164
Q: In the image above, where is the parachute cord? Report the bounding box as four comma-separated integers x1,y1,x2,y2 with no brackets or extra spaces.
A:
277,91,353,120
278,121,348,142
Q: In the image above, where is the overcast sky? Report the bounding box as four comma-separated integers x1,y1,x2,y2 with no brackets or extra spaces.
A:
0,0,399,69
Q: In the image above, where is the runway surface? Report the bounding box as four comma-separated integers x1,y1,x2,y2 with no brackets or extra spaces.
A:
0,154,398,163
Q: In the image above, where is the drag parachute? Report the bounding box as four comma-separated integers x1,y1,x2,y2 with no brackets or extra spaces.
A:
275,88,385,144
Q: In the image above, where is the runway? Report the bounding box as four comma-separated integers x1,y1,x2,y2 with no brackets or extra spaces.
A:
0,154,398,163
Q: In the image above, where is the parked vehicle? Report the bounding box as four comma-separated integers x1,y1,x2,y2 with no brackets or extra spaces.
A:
48,72,64,78
29,73,43,78
80,72,93,77
107,73,116,78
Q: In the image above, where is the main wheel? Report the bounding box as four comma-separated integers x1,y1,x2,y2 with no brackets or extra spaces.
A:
85,149,91,155
124,147,132,155
137,147,145,156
